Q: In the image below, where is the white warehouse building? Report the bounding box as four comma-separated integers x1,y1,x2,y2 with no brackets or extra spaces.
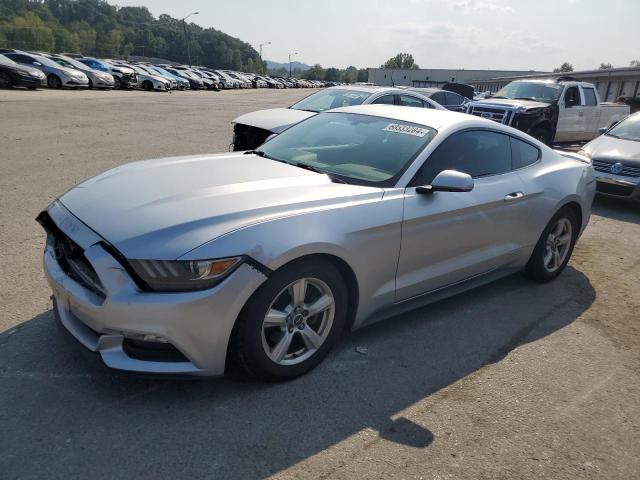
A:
367,68,545,88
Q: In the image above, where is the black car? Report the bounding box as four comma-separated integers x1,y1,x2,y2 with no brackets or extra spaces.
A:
0,53,46,89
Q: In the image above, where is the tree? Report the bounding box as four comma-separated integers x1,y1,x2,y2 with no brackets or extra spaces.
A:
357,68,368,82
304,64,325,81
341,65,358,84
630,60,640,67
381,53,419,69
553,62,574,73
599,63,613,69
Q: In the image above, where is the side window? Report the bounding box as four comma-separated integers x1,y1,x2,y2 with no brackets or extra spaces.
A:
564,86,581,107
430,91,447,105
510,137,540,169
412,130,511,185
582,87,597,106
445,92,464,105
371,95,395,105
398,95,424,108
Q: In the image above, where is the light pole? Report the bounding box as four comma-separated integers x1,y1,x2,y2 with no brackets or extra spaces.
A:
181,11,199,66
259,41,271,74
289,51,298,78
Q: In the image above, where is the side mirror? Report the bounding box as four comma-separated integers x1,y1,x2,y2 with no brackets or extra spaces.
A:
597,127,607,136
416,170,474,194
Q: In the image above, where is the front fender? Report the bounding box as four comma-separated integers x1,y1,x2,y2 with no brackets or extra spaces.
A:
180,193,405,325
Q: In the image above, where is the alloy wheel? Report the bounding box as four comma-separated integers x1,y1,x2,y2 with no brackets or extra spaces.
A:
261,277,335,366
544,218,572,272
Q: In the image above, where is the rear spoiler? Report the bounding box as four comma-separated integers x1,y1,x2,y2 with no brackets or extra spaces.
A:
555,150,591,164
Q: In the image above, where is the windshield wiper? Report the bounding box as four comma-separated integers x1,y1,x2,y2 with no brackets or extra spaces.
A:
291,162,346,183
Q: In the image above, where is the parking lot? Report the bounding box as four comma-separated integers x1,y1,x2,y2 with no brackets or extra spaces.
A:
0,89,639,479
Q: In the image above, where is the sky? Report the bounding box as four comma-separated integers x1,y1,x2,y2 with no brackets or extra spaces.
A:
110,0,639,72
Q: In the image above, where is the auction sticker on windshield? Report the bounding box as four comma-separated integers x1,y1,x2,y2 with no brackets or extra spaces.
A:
384,124,430,137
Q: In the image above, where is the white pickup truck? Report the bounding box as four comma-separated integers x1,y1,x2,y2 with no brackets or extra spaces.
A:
466,79,630,145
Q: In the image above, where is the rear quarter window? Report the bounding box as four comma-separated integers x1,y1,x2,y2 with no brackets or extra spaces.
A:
510,137,540,169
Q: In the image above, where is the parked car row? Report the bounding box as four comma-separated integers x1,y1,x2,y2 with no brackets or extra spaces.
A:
0,48,329,92
233,83,638,202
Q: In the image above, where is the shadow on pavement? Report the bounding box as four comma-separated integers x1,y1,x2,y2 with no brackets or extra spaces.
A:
592,195,639,224
0,267,595,479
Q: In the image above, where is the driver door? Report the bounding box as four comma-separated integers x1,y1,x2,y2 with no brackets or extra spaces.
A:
395,130,529,301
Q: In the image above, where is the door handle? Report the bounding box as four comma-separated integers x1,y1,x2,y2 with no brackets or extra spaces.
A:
504,192,524,202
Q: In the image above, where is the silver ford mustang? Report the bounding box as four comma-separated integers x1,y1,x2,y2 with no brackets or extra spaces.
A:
38,105,596,380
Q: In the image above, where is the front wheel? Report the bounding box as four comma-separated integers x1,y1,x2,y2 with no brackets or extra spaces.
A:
0,72,12,88
113,76,121,89
525,206,578,282
231,258,348,381
47,74,62,89
530,126,552,146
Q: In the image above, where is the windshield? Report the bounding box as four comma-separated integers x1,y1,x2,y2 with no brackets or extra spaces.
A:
290,89,373,113
33,55,63,68
0,54,16,65
493,82,563,103
130,65,147,75
55,56,87,70
607,114,640,141
257,112,436,187
81,58,109,72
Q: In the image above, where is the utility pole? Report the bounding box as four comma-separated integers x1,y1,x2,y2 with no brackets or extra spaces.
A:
259,42,271,74
181,11,199,66
289,51,298,78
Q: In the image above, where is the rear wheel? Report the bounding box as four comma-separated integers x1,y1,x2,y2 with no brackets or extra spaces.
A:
113,76,121,89
142,80,153,91
47,74,62,89
88,78,93,89
0,71,12,88
525,206,578,282
232,258,348,381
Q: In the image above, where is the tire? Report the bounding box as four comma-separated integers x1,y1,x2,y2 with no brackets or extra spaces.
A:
143,80,153,91
525,206,579,282
47,74,62,89
530,126,552,146
232,258,348,381
0,72,12,88
113,76,121,89
88,79,93,89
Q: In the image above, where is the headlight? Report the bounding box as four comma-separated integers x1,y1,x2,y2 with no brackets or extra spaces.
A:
129,256,243,292
575,150,592,164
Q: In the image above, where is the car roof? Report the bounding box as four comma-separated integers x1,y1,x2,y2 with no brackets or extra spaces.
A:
328,104,509,131
328,85,411,94
408,87,444,95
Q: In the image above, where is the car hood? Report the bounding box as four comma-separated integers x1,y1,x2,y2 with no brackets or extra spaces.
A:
583,134,640,163
475,98,551,109
233,108,317,133
59,152,382,260
4,63,43,77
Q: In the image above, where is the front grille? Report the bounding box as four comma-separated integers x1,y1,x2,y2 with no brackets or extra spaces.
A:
592,159,640,178
468,105,513,125
122,339,190,363
597,181,635,197
233,123,272,151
